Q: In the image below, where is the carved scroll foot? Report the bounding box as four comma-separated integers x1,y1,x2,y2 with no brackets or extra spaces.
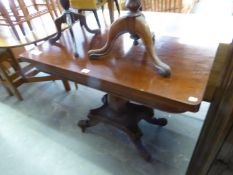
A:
133,15,171,77
78,118,99,133
144,116,168,126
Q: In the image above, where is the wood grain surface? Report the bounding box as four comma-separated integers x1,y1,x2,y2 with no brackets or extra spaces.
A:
19,12,226,113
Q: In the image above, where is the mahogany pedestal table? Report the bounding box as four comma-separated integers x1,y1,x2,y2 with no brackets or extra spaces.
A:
19,12,219,161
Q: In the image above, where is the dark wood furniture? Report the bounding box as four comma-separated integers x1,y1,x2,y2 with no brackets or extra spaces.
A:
18,10,232,160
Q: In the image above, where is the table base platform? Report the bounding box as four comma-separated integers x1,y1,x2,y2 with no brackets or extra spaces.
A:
78,94,167,161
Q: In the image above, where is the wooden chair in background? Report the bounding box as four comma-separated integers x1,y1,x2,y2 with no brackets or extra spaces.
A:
141,0,198,13
70,0,120,28
0,48,70,101
0,0,61,40
0,48,23,100
0,0,71,101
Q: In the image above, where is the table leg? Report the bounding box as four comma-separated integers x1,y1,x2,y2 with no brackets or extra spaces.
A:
78,94,167,161
88,13,171,77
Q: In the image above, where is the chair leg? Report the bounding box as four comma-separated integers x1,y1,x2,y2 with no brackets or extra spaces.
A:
0,64,23,101
31,0,38,11
6,49,25,78
56,0,63,13
18,0,34,31
0,2,21,40
78,9,84,15
92,10,101,28
61,80,71,92
8,0,26,36
44,0,56,20
0,75,13,96
114,0,120,15
49,0,59,17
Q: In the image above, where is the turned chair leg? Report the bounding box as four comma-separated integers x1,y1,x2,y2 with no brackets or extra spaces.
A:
114,0,120,15
92,10,101,28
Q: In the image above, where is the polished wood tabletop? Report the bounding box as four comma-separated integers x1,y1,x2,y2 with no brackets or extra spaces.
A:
19,12,233,113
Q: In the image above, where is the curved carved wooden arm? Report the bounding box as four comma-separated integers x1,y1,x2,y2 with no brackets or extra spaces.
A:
88,0,171,77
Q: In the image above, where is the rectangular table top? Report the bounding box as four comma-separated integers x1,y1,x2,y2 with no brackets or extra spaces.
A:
19,12,232,113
